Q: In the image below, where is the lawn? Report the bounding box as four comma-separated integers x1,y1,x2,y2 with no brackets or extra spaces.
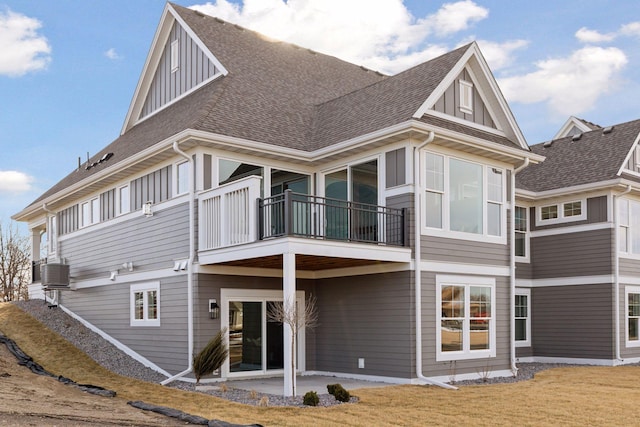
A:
1,302,638,426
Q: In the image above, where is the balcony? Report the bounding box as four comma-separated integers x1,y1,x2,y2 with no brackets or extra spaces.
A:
198,176,407,255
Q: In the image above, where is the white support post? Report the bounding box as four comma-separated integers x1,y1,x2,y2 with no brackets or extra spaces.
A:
283,252,296,397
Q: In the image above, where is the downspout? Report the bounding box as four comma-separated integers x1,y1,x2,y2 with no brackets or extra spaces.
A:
413,131,456,390
613,185,632,365
510,158,530,376
161,141,195,385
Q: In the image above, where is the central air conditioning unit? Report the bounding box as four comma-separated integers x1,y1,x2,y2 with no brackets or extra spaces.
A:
41,263,70,289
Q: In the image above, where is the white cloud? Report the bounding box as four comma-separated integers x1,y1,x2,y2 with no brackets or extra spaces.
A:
189,0,489,74
0,171,34,193
499,47,627,117
0,9,51,77
104,48,122,60
620,22,640,37
575,27,616,43
475,39,528,71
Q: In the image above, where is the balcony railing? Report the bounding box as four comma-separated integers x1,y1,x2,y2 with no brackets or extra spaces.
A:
198,178,406,252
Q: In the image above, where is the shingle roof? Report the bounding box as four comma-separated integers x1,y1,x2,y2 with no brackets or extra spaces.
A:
516,118,640,192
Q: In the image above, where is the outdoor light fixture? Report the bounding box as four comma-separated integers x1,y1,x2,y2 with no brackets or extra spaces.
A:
209,299,220,319
122,261,133,272
109,271,118,281
143,201,154,217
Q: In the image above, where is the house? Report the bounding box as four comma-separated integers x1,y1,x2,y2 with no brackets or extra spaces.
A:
515,117,640,366
13,2,543,394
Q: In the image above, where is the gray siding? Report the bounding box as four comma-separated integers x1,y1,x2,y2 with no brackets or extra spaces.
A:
385,148,406,188
58,205,79,236
515,261,533,279
516,346,533,358
141,21,219,119
59,203,189,281
314,271,414,378
101,188,116,221
422,235,509,266
530,228,613,279
421,272,512,377
530,196,608,231
131,165,172,211
531,284,614,359
386,193,413,251
619,258,640,277
61,275,189,375
432,68,495,128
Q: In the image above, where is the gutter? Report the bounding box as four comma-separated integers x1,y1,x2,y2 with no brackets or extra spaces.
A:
413,131,457,390
510,158,530,376
613,184,632,364
160,141,196,385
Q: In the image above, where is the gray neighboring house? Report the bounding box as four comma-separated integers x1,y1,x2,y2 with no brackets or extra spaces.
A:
13,2,542,394
515,117,640,365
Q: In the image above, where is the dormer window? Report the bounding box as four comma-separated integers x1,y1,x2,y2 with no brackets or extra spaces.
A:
459,80,473,114
171,39,179,72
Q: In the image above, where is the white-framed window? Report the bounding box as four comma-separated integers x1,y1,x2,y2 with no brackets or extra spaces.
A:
170,39,179,72
626,286,640,347
436,275,496,361
515,288,531,347
515,206,529,260
459,80,473,114
118,185,130,215
536,199,586,225
618,198,640,255
130,282,160,327
424,151,505,242
81,197,100,227
176,161,189,195
47,215,57,256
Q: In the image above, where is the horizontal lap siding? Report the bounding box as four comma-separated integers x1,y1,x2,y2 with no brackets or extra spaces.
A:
530,196,608,231
619,258,640,277
421,272,511,377
61,276,189,374
516,262,533,279
531,284,614,359
530,228,613,279
422,235,509,266
314,271,414,379
59,203,189,280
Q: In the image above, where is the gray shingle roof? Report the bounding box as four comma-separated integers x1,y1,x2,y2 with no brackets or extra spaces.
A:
516,118,640,192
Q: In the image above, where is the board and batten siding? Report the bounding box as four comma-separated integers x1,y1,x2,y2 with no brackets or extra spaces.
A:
60,276,189,375
314,271,414,379
531,284,614,359
530,228,613,279
59,203,189,281
421,272,511,377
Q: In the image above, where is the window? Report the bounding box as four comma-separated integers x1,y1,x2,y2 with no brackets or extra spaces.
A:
171,39,179,72
515,289,531,347
81,197,100,227
459,80,473,114
118,185,130,215
627,286,640,347
176,161,189,195
424,152,504,240
515,206,528,259
437,275,496,361
537,200,585,225
130,283,160,326
47,215,57,256
618,198,640,255
219,159,263,187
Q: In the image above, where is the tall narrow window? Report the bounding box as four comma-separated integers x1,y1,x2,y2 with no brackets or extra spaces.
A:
459,80,473,114
48,215,57,256
81,197,100,227
515,289,531,346
619,198,629,252
118,185,130,215
515,206,528,258
171,39,179,72
487,168,503,236
425,153,444,229
627,286,640,346
176,161,189,195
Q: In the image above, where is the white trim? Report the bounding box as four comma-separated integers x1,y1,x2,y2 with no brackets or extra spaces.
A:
422,261,510,277
516,275,613,288
516,179,625,201
516,356,617,366
530,222,612,238
536,198,587,226
514,205,529,262
514,288,531,347
552,116,598,140
625,285,640,348
428,369,513,384
72,268,181,290
436,274,497,361
129,282,161,327
56,302,171,377
617,131,640,176
175,160,189,196
170,39,179,72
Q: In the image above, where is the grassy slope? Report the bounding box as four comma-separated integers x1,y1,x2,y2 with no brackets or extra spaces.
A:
1,302,639,426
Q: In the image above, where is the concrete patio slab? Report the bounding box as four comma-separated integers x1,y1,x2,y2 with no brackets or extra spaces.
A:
223,375,396,396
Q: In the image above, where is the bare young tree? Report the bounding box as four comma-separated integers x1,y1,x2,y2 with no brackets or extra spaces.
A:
267,294,318,396
0,221,31,301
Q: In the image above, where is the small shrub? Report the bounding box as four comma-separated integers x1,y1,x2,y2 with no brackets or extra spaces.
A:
303,390,320,406
193,327,229,384
219,383,228,393
258,396,269,407
248,389,258,400
327,383,350,402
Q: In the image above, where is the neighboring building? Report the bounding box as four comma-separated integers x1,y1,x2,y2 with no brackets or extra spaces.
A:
14,3,543,394
515,118,640,365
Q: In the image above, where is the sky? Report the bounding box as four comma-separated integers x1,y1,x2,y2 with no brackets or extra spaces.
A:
1,0,640,227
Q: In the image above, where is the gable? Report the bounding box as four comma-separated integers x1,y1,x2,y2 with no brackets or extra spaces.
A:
140,20,220,120
432,67,496,129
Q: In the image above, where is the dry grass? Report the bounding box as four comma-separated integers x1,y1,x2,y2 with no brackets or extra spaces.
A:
1,301,639,426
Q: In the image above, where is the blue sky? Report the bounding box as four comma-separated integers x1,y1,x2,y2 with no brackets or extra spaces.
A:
2,0,640,226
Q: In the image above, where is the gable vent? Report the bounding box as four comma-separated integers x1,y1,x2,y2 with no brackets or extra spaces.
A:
571,133,582,142
603,126,614,134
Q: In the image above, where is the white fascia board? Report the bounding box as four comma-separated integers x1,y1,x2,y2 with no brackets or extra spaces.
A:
515,179,627,201
552,116,596,140
616,131,640,176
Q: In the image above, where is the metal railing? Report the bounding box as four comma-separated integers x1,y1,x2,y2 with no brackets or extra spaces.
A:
258,190,406,246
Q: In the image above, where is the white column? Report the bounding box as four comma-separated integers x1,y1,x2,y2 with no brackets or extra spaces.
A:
282,251,296,396
31,229,41,263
